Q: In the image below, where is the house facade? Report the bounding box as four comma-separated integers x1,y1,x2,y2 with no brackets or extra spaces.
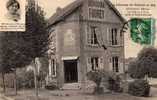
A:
47,0,125,87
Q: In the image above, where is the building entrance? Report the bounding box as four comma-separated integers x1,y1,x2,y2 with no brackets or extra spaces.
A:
64,60,78,83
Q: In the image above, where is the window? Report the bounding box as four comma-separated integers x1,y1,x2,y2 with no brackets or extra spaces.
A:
89,8,104,19
91,57,99,70
112,56,119,72
51,59,56,77
49,30,56,53
88,0,105,8
87,26,98,45
87,57,103,71
88,0,105,19
111,28,118,45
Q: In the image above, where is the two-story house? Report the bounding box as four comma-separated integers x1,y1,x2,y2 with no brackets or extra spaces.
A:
47,0,125,88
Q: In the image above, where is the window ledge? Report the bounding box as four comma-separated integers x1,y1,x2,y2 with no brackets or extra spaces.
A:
108,45,124,47
87,44,99,47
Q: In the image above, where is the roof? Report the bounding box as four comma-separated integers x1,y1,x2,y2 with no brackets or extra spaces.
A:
47,0,82,26
104,0,126,22
48,0,126,27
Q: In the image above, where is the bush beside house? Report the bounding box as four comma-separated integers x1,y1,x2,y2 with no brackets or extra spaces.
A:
86,70,123,94
127,47,157,97
128,80,150,97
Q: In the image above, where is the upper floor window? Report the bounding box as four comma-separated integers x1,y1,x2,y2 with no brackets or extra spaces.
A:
110,28,118,45
89,8,104,19
88,0,105,8
112,56,119,72
87,26,98,45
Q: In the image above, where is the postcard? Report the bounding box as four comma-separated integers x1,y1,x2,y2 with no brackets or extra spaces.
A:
0,0,157,100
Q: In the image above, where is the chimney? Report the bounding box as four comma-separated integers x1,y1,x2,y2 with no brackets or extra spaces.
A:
56,7,62,13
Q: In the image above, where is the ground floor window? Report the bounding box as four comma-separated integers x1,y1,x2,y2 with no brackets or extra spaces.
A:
112,56,119,72
87,57,103,71
91,57,99,70
50,59,56,77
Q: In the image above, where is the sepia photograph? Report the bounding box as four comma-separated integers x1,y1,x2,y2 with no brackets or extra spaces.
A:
0,0,25,31
0,0,157,100
5,0,21,22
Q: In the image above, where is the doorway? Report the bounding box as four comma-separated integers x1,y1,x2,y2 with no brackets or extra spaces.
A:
64,60,78,83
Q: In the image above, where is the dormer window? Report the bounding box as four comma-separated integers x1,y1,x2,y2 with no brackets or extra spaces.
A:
89,8,104,19
88,0,105,8
88,0,105,20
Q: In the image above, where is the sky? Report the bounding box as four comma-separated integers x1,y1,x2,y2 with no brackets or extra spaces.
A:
38,0,157,58
38,0,74,18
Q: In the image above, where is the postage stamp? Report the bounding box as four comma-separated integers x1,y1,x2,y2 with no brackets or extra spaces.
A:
130,18,155,45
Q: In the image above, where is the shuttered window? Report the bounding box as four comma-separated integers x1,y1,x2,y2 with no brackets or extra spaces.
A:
50,59,57,77
108,28,119,45
112,56,119,72
87,57,103,71
87,26,99,46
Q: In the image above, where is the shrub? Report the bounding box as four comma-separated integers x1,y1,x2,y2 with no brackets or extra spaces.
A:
108,75,122,92
45,82,59,90
17,70,34,89
86,70,123,94
86,71,102,94
86,71,102,87
128,79,150,97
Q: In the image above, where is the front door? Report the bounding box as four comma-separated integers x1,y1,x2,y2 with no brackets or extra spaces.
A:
64,60,78,83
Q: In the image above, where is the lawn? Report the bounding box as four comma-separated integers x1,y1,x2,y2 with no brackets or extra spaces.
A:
4,89,152,100
1,85,157,100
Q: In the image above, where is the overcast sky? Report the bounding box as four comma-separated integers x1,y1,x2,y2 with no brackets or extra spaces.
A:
38,0,74,18
38,0,157,58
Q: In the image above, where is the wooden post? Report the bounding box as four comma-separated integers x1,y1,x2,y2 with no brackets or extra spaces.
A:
2,72,6,93
34,59,38,99
14,69,17,95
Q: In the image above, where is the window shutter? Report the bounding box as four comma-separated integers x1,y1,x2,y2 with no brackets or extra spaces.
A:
53,59,57,77
87,25,91,45
119,29,122,45
119,62,124,73
87,57,92,72
96,27,103,46
106,28,109,45
107,28,111,45
98,57,104,69
117,29,120,45
109,57,113,71
48,59,52,76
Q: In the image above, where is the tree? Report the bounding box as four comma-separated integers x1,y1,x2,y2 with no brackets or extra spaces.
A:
128,47,157,79
0,0,49,96
0,32,24,93
24,0,49,97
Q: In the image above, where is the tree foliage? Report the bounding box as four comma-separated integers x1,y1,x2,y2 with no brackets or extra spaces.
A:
128,79,150,97
0,0,49,73
128,47,157,79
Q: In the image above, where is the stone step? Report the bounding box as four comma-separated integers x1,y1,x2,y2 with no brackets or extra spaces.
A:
62,83,81,90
